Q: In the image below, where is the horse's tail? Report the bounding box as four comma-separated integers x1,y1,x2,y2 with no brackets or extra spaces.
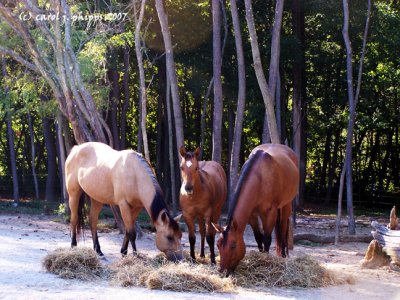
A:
275,208,283,256
275,207,290,257
76,192,88,237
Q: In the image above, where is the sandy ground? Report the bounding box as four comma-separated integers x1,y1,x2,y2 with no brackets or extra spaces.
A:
0,213,399,300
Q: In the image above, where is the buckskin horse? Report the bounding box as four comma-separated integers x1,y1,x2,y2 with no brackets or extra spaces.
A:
213,143,299,274
65,142,183,261
179,147,227,264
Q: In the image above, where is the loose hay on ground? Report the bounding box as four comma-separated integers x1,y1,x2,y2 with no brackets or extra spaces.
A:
235,251,350,288
43,248,348,292
42,247,106,280
109,253,234,293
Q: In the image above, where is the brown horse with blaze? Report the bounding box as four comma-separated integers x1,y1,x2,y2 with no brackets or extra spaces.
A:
65,142,183,261
213,144,299,275
179,147,227,264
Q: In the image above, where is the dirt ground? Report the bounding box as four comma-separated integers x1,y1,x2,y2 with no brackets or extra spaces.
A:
0,212,399,300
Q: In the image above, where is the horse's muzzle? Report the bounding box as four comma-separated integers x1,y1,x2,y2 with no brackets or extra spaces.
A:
166,250,184,262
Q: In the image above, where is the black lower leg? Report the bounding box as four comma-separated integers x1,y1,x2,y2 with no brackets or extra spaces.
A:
71,232,77,248
128,229,137,254
262,234,272,253
189,235,196,260
253,230,263,252
206,234,216,264
121,233,129,256
93,234,104,256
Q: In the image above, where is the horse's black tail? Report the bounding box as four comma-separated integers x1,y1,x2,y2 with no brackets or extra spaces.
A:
275,208,289,257
76,192,88,237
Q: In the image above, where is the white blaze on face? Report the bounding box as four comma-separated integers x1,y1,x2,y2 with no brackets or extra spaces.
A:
186,161,192,168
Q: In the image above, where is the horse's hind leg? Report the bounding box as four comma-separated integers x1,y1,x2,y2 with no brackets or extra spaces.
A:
198,217,206,258
276,204,292,257
89,199,104,256
249,216,263,252
68,191,82,248
260,208,278,253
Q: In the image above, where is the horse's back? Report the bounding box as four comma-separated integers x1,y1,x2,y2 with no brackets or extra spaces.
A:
200,161,227,208
251,144,299,208
65,142,145,204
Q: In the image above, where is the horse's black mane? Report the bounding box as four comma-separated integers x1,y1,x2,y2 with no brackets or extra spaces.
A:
133,152,179,231
225,149,264,231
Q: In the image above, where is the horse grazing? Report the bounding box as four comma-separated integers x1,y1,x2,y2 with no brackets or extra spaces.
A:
179,147,227,264
65,142,183,261
213,143,299,275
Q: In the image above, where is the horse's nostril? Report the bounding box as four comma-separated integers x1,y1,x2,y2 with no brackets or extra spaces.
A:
185,186,193,192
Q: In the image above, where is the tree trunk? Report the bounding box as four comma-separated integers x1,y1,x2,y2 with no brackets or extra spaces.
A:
108,68,121,150
166,71,177,215
244,0,280,144
262,0,284,142
212,0,223,163
121,45,130,150
338,0,371,236
27,112,40,200
155,0,184,154
134,0,150,161
42,116,58,202
229,0,246,192
56,113,68,205
292,0,307,212
2,57,19,205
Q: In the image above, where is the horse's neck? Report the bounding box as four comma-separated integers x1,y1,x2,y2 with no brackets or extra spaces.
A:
195,169,208,192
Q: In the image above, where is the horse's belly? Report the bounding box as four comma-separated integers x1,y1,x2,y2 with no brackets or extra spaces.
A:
78,167,114,203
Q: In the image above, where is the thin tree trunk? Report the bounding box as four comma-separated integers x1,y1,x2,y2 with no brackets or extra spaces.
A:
337,0,371,237
166,71,177,215
229,0,246,192
2,57,19,205
262,0,284,142
244,0,280,144
27,112,39,200
109,69,121,150
212,0,223,163
292,0,307,213
56,113,68,205
155,0,184,154
134,0,150,161
121,45,130,150
42,115,58,202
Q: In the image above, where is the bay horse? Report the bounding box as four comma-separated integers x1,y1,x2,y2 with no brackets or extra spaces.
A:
212,143,299,275
179,147,227,264
65,142,183,261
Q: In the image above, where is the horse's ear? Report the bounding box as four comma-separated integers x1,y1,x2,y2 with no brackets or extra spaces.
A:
161,211,169,224
179,146,186,157
174,214,182,223
194,147,201,160
212,222,223,233
231,220,239,231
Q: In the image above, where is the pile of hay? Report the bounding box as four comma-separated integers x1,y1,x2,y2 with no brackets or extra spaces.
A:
109,252,234,293
43,248,347,292
234,251,349,288
42,247,106,280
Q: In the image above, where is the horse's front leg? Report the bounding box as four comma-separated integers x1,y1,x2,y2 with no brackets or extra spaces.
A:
260,208,278,253
89,199,104,256
119,201,137,256
248,216,263,252
198,217,206,258
276,204,292,257
68,192,82,248
205,216,216,264
184,215,196,261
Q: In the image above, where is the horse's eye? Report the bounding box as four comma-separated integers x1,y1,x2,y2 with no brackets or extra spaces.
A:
180,166,184,170
231,243,237,249
167,235,174,242
195,167,199,171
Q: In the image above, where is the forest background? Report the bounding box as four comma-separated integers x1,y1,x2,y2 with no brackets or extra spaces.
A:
0,0,398,231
